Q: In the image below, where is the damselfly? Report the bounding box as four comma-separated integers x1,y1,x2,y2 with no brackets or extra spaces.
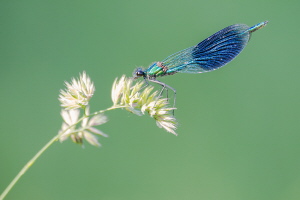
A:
133,21,268,104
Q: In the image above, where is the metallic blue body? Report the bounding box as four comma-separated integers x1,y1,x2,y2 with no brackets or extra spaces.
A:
143,21,268,78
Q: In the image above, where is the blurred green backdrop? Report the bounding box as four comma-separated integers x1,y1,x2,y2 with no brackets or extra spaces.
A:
1,0,299,200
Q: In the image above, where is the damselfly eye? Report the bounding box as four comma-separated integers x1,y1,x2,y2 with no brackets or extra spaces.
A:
136,70,144,76
132,67,145,79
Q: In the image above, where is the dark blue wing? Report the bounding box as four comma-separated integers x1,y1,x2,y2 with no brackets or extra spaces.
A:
162,24,251,74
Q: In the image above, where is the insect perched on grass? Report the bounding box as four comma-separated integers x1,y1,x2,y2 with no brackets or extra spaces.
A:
133,21,268,105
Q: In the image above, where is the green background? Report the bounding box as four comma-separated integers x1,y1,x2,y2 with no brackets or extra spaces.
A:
1,0,299,199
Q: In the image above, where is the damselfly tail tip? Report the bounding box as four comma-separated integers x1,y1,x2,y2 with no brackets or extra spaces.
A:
248,20,269,33
262,20,269,27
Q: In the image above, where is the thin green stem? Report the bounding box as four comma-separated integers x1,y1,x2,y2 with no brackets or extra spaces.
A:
0,105,126,200
90,105,127,117
0,135,59,200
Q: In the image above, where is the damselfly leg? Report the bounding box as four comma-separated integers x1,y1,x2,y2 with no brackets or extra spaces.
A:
149,79,177,114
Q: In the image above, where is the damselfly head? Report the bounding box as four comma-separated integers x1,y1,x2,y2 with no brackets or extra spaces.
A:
133,67,145,79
